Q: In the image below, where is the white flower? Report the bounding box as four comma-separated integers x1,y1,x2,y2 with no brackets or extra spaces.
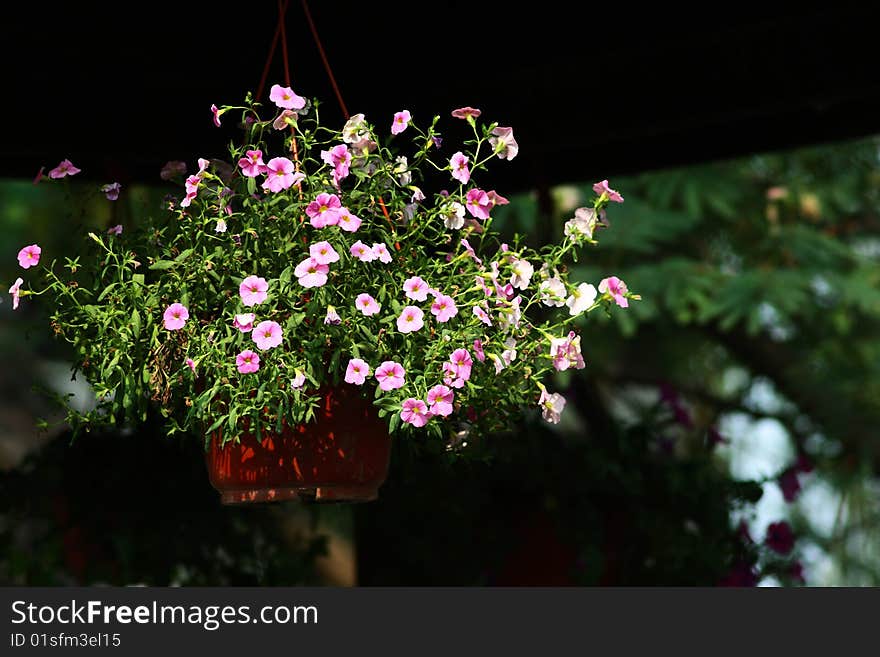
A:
510,258,534,290
394,156,411,186
539,277,566,307
539,388,566,424
501,337,517,366
443,201,466,229
215,219,227,233
496,295,522,332
566,282,597,316
564,207,599,241
342,113,368,144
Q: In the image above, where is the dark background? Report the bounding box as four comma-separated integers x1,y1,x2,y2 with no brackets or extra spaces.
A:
2,3,879,190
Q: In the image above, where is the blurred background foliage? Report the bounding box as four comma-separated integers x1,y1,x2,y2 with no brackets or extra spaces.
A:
1,133,878,585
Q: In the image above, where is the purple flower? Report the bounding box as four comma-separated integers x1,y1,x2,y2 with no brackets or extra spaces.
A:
101,182,122,201
765,521,795,555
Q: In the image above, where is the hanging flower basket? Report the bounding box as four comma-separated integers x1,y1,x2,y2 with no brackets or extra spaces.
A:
206,385,390,503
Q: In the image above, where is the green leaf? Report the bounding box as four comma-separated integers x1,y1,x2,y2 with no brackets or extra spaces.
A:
131,309,141,338
148,260,176,271
174,248,195,263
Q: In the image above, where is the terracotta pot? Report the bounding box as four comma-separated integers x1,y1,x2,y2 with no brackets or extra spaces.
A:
205,387,391,504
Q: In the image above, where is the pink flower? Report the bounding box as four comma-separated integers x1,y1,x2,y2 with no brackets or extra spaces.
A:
450,152,470,184
197,158,211,174
185,358,197,374
239,150,268,178
430,294,458,323
397,306,424,333
294,257,329,288
309,240,340,265
592,180,624,203
262,157,304,193
17,244,42,269
163,303,189,330
451,107,481,120
391,110,411,135
355,293,380,316
473,304,492,326
107,224,123,235
375,361,405,391
400,398,431,427
273,109,297,130
252,320,283,350
426,385,454,417
345,358,371,385
473,339,485,362
320,144,352,181
9,277,23,310
465,188,491,220
539,388,566,424
350,240,375,262
239,276,269,306
211,104,222,127
372,243,392,263
236,349,261,374
598,276,629,308
184,175,201,196
460,238,482,265
448,348,473,381
403,276,431,302
487,190,509,207
269,83,306,110
101,183,122,201
489,126,519,160
233,313,255,332
306,193,342,227
337,207,362,232
48,159,81,179
549,331,586,371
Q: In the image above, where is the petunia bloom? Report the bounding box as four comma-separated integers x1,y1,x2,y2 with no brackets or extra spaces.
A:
539,276,566,307
337,207,362,232
294,257,330,288
465,188,491,220
350,240,376,262
306,192,343,227
488,126,519,160
239,275,269,306
430,294,458,323
451,106,481,120
324,305,342,325
403,276,431,302
262,157,304,193
375,360,405,391
309,240,340,265
549,331,586,371
355,293,380,316
163,303,189,330
473,339,486,363
449,151,470,184
565,207,600,240
426,384,454,417
272,109,297,130
448,348,473,381
592,179,625,203
598,276,629,308
236,349,261,374
9,277,24,310
233,313,255,332
211,104,223,127
17,244,41,269
345,358,371,385
539,388,566,424
566,282,598,316
48,159,81,179
291,369,306,389
215,219,227,233
460,238,482,265
391,110,411,135
320,144,352,182
372,243,393,263
185,358,197,374
239,150,268,178
252,320,283,350
107,224,123,235
397,306,425,333
101,183,122,201
510,258,534,290
342,113,369,144
269,83,306,110
400,398,431,427
473,304,492,326
443,201,466,229
765,521,795,555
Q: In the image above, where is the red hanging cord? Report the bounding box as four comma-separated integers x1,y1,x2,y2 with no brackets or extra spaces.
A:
255,0,289,102
301,0,349,119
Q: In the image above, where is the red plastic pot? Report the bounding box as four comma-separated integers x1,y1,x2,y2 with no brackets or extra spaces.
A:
205,387,391,504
